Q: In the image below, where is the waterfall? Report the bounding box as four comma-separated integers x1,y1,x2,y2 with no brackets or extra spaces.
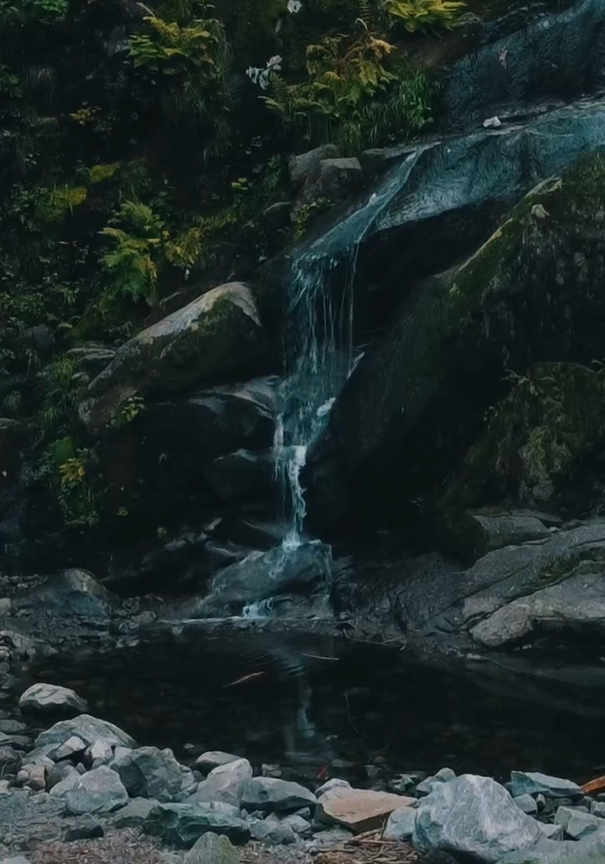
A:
274,147,427,547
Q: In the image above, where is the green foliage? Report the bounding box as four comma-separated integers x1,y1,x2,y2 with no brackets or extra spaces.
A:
266,28,433,150
293,197,333,238
0,0,67,26
383,0,465,32
37,437,99,527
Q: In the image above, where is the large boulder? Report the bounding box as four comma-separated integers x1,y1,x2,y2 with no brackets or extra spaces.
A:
187,541,331,616
13,569,117,629
143,802,250,847
413,774,542,863
63,766,129,815
308,151,605,527
35,714,136,751
109,746,193,802
79,283,267,435
499,831,605,863
19,683,88,718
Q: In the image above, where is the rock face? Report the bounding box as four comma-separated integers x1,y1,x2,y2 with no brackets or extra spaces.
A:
308,139,605,528
413,774,542,863
63,766,129,815
240,778,317,813
19,684,88,718
143,802,251,847
79,283,266,435
109,746,192,802
35,714,136,752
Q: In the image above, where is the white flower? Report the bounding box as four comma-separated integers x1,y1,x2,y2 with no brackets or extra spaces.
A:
288,0,302,12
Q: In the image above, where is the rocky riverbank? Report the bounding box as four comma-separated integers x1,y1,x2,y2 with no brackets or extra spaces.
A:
1,681,605,864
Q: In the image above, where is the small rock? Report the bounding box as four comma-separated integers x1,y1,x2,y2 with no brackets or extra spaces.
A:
0,598,12,616
112,797,157,828
194,752,240,774
64,766,129,815
47,761,79,791
510,771,582,800
0,720,27,735
538,822,564,840
483,116,502,128
0,858,32,864
417,768,456,797
383,806,417,841
49,769,81,797
19,684,88,718
250,820,297,845
16,761,48,791
184,832,240,864
514,794,538,815
0,779,11,794
289,145,339,188
241,777,317,813
51,736,87,762
305,827,354,852
281,814,312,836
87,738,113,767
0,744,22,774
64,815,104,841
555,807,601,840
316,779,351,799
591,800,605,817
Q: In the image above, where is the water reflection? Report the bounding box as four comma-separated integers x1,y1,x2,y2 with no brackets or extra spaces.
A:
23,630,605,784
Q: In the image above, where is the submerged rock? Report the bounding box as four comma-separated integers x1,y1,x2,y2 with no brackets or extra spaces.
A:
413,774,542,863
79,283,267,436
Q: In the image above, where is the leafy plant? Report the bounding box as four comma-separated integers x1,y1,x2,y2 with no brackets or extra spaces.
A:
383,0,465,32
266,26,432,150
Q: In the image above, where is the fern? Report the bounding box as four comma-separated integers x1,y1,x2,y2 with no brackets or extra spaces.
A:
383,0,465,32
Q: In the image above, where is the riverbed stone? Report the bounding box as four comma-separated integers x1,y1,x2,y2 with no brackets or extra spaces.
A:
241,777,317,813
143,801,251,847
47,761,79,791
316,778,351,799
19,683,88,718
538,823,565,840
50,735,87,762
417,768,456,796
87,737,114,767
194,752,240,774
499,831,605,863
383,806,417,840
36,714,136,751
109,745,191,802
64,814,104,841
511,772,582,800
554,806,603,839
184,832,240,864
49,769,81,797
63,766,129,815
250,819,297,845
282,813,313,837
194,757,252,806
112,796,157,828
413,774,542,862
15,761,48,791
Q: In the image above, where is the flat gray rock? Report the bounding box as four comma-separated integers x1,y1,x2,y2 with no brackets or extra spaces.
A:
510,772,582,800
194,752,240,774
413,774,542,863
241,777,317,813
111,797,157,828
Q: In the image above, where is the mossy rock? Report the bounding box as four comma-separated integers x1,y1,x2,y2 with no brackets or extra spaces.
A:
78,282,267,436
309,152,605,526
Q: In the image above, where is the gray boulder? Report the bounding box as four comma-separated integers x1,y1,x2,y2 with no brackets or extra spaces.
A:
194,758,252,806
63,766,129,815
383,806,417,841
64,815,104,841
184,832,240,864
498,831,605,863
413,774,542,863
143,801,250,848
19,683,88,718
511,772,582,800
14,569,117,629
289,145,339,189
514,795,538,816
79,282,266,435
555,806,603,840
294,158,363,220
241,777,317,813
36,714,135,751
109,745,192,802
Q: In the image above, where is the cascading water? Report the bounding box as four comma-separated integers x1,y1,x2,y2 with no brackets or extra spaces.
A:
274,148,427,551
